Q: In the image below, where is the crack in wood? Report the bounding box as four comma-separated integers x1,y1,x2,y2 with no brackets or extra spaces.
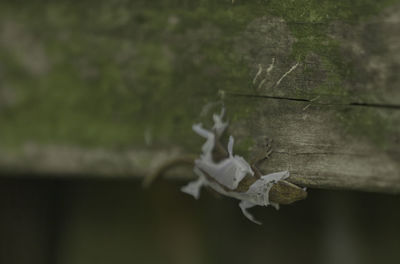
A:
228,92,400,110
273,151,374,157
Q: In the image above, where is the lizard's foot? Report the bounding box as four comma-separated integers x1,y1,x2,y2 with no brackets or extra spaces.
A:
248,137,274,178
252,137,273,167
263,137,273,160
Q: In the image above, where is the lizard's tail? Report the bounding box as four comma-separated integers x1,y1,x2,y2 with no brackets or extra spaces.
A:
142,155,196,188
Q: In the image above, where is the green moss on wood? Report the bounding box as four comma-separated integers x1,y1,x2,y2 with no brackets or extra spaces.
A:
0,0,398,152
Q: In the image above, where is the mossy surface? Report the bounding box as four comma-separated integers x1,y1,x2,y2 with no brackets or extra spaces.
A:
0,0,398,151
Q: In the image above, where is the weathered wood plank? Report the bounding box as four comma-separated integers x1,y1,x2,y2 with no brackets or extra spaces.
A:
0,0,399,193
226,94,400,193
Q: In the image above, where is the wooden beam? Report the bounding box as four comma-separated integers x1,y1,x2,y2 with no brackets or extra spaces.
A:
0,1,399,193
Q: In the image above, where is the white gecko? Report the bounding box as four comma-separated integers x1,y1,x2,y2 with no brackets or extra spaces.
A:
181,108,289,225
